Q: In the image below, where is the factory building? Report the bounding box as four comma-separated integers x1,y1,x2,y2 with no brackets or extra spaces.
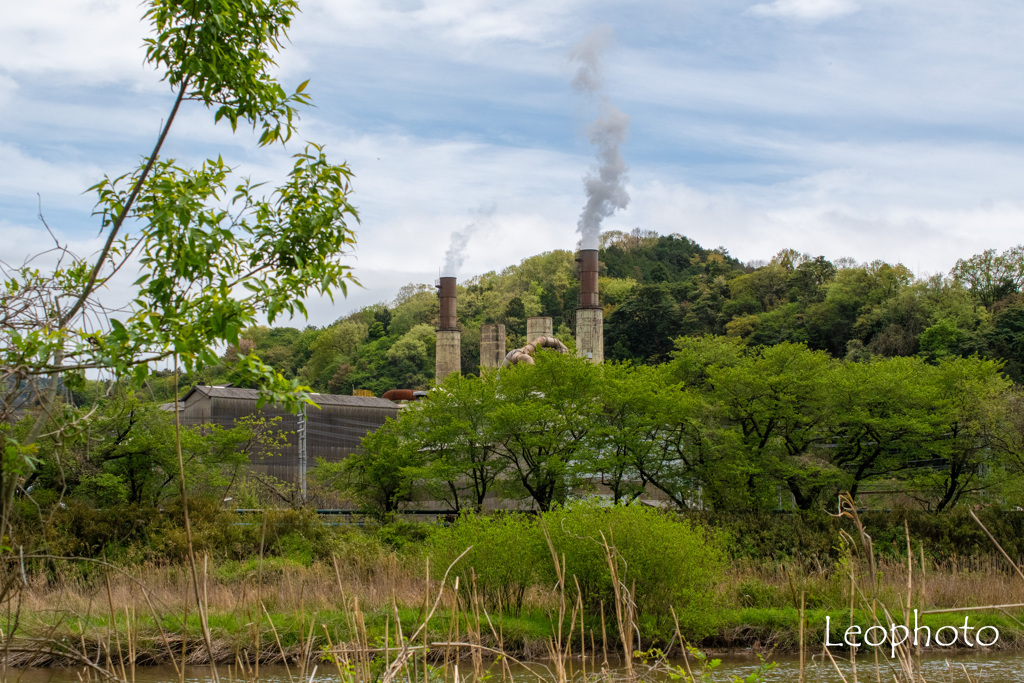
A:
177,385,398,484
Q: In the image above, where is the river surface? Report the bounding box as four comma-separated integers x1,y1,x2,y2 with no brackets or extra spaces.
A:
6,652,1024,683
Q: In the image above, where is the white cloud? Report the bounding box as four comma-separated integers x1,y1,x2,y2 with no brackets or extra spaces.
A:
0,74,17,108
0,124,591,328
283,129,587,273
622,175,1024,279
0,142,103,208
0,0,150,84
747,0,860,21
0,220,110,280
301,0,580,48
5,0,1024,331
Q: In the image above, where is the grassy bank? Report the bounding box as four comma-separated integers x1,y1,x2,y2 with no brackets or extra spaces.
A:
5,551,1024,667
6,501,1024,673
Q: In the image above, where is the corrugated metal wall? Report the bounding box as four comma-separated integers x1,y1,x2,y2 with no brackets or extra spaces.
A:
179,387,398,483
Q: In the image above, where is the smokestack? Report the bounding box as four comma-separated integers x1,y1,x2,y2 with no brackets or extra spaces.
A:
438,277,458,331
568,29,624,366
576,250,600,309
435,277,461,382
526,317,553,340
576,249,603,363
480,323,506,370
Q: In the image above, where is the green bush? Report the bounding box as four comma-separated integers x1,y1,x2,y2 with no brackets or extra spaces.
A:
542,501,726,640
76,473,130,507
372,519,433,550
698,511,840,566
428,512,544,616
736,578,783,608
213,555,309,583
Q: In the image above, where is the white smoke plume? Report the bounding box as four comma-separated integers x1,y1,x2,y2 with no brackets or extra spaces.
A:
441,202,497,277
571,27,631,251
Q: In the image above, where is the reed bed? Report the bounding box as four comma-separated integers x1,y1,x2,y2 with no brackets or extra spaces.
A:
728,553,1024,612
2,501,1023,683
14,546,1022,625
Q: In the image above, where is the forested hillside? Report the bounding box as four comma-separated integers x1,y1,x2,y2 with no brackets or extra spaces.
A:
150,230,1024,399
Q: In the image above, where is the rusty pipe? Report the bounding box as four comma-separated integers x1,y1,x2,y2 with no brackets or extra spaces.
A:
383,389,416,401
502,336,569,366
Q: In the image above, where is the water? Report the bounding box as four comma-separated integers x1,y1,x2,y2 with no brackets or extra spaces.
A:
7,652,1024,683
714,650,1024,681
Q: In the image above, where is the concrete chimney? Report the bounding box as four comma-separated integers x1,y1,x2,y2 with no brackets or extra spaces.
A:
526,316,553,341
435,277,461,382
480,323,506,369
575,249,603,363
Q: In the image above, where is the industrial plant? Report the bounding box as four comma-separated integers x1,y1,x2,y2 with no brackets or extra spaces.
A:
436,246,605,375
175,384,399,492
167,249,609,490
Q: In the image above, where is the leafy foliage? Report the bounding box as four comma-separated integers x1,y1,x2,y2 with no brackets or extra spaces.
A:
429,512,543,615
1,0,357,542
543,500,725,637
329,336,1022,515
428,502,726,639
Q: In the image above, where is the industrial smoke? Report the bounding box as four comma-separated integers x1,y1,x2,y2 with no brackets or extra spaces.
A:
570,27,630,251
441,202,497,277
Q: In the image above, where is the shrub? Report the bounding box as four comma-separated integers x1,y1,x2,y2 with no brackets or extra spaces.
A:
699,510,839,566
428,512,545,615
76,473,130,507
542,500,726,639
372,519,433,550
736,578,783,608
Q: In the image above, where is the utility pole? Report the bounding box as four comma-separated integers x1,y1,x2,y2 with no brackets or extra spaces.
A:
297,404,307,501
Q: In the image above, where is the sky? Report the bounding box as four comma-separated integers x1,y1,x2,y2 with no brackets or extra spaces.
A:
3,0,1024,328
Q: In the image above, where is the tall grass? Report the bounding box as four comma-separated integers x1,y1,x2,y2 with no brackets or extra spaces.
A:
2,499,1024,682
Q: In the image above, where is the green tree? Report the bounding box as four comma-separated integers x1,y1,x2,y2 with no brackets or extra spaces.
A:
299,320,368,388
3,0,360,536
488,352,600,510
316,418,419,517
829,357,945,500
677,339,838,510
402,372,504,511
1,3,360,664
388,290,438,337
30,392,282,508
502,296,527,338
589,362,663,503
385,324,436,388
604,284,684,364
918,319,968,360
952,246,1024,308
909,356,1011,511
591,362,724,508
987,298,1024,381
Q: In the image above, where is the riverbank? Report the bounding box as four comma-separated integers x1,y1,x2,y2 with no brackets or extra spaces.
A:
6,607,1023,668
8,503,1024,671
4,557,1024,667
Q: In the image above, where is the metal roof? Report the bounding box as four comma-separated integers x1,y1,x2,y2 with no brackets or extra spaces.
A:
182,384,398,410
307,392,400,410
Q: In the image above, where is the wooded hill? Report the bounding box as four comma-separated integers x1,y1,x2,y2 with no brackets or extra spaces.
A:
156,230,1024,398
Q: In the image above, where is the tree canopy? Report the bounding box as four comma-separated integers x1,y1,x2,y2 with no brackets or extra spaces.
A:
323,338,1024,515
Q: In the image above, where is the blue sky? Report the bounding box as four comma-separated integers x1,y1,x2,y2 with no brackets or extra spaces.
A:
3,0,1024,327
